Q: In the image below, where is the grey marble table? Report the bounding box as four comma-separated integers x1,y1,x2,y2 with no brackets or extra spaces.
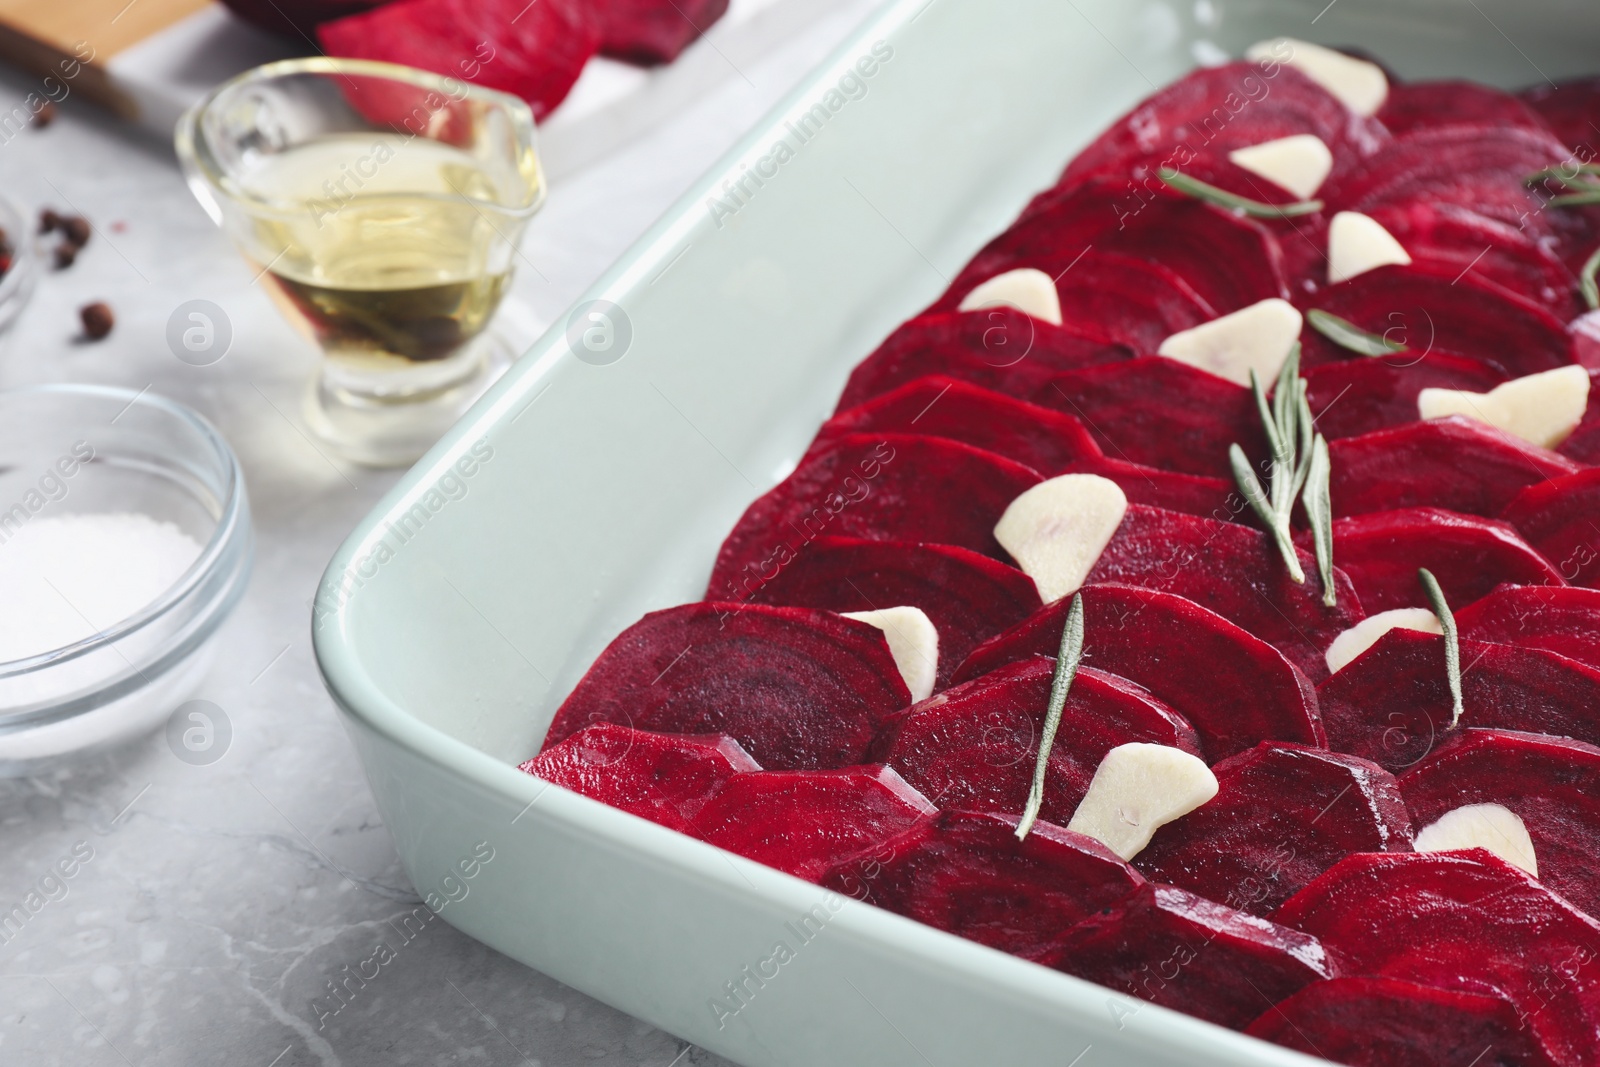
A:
0,6,879,1063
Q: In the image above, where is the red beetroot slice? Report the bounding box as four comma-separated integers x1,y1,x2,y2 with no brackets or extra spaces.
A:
1056,62,1383,191
1041,883,1335,1031
1317,627,1600,772
590,0,728,65
1502,469,1600,589
1456,585,1600,670
954,583,1322,760
1135,742,1414,917
1401,728,1600,920
1555,367,1600,461
1245,977,1564,1067
1032,357,1267,479
707,434,1041,597
1272,850,1600,1067
820,810,1144,959
1084,505,1360,683
1324,507,1564,613
1328,417,1581,519
724,537,1041,691
817,377,1101,475
932,252,1216,354
1304,352,1507,441
952,178,1291,315
1061,455,1240,522
519,723,758,831
318,0,599,122
875,657,1199,825
1301,265,1575,379
542,602,909,771
1521,78,1600,156
690,765,935,881
1377,81,1552,136
834,309,1132,413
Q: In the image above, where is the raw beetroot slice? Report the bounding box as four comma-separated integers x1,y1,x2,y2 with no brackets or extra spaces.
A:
821,810,1144,959
817,377,1101,475
722,537,1040,691
1501,469,1600,588
1041,883,1334,1031
691,765,935,881
708,434,1041,596
1401,728,1600,920
318,0,600,122
834,309,1131,413
1325,507,1564,612
1456,584,1600,670
875,657,1199,826
1304,352,1507,441
1317,627,1600,772
1135,742,1414,917
954,584,1322,760
1301,265,1575,379
520,723,758,831
1555,367,1600,461
1085,505,1360,682
590,0,728,65
1328,417,1581,519
1377,81,1551,135
1032,358,1267,479
1273,850,1600,1067
1521,78,1600,156
1245,977,1563,1067
1061,455,1239,521
542,602,909,770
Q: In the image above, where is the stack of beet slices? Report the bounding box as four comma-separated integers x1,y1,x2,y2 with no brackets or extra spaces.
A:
524,40,1600,1067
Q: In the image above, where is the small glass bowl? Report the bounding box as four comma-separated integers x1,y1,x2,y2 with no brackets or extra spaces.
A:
0,385,253,774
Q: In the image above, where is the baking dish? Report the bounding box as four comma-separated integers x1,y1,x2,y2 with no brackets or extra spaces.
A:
313,1,1600,1063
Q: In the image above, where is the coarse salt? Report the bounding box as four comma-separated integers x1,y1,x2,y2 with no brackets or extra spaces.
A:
0,513,204,663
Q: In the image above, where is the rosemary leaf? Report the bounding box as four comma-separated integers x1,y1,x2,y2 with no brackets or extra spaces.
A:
1307,308,1407,356
1550,190,1600,208
1583,245,1600,313
1016,593,1085,841
1419,568,1464,729
1304,434,1336,607
1250,370,1286,464
1158,168,1323,218
1527,163,1600,188
1291,380,1314,500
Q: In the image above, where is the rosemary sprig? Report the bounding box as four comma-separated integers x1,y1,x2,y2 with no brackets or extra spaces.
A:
1307,308,1407,357
1550,190,1600,208
1015,593,1085,842
1527,163,1600,188
1304,435,1336,607
1158,168,1323,219
1419,568,1464,729
1582,245,1600,312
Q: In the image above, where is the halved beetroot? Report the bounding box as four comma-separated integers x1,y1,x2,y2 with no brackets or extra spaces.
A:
1135,742,1414,917
1055,62,1383,191
1245,977,1564,1067
821,809,1144,959
1555,368,1600,461
1272,850,1600,1067
707,434,1041,596
1456,584,1600,670
519,723,758,831
953,584,1323,760
950,178,1290,315
1085,505,1360,682
816,377,1101,475
834,310,1132,413
723,537,1041,690
1317,627,1600,771
690,765,936,881
932,252,1216,354
1328,417,1581,518
1304,352,1507,441
1061,455,1239,521
541,602,909,770
1324,507,1564,612
1032,358,1267,479
1301,265,1575,379
1377,81,1551,135
1401,728,1600,919
591,0,727,65
1501,469,1600,588
1521,77,1600,156
1041,883,1335,1031
318,0,600,122
875,657,1200,826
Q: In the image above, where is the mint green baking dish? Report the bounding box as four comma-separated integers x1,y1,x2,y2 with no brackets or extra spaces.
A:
313,1,1600,1063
